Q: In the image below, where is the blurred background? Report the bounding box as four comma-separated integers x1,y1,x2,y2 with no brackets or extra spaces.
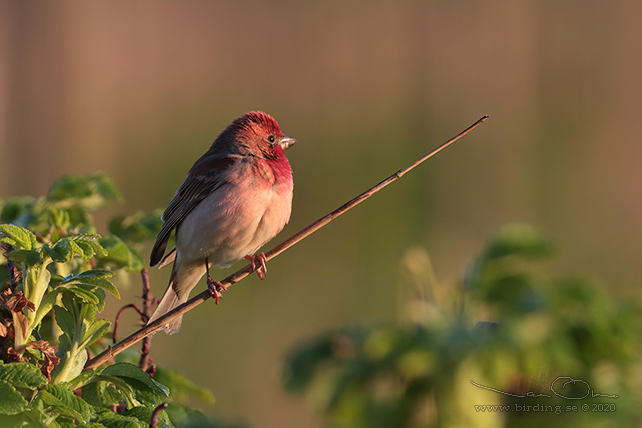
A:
1,1,641,426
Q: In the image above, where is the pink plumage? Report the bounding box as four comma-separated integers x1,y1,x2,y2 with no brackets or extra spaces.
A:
147,111,295,334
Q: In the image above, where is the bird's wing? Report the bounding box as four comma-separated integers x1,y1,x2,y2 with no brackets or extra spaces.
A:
150,154,239,266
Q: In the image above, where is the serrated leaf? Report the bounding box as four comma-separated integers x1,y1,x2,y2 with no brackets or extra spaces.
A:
73,241,94,259
47,235,105,263
40,384,94,423
81,319,111,349
46,240,75,263
93,411,146,428
49,274,66,286
121,406,168,425
0,224,38,251
59,286,99,305
83,374,135,408
0,361,48,389
5,249,42,266
52,349,88,387
0,379,29,415
66,234,102,242
32,290,62,329
93,288,107,313
64,369,95,390
54,306,76,337
100,363,169,398
65,268,114,281
61,270,119,299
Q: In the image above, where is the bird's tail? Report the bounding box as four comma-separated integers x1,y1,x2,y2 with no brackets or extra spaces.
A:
147,260,204,334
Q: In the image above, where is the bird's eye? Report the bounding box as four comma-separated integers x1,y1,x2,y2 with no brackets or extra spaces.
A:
268,135,276,143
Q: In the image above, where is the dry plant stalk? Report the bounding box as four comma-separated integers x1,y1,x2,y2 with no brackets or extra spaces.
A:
84,115,489,371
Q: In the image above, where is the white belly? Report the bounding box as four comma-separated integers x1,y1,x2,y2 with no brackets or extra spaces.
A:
175,179,292,268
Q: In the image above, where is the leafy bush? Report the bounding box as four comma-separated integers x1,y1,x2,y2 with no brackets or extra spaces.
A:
283,224,641,427
5,173,637,427
0,174,236,428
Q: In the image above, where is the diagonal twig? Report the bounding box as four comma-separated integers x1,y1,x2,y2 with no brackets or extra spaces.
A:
84,114,489,371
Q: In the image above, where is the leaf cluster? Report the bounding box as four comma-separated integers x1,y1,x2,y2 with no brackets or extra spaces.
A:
283,224,642,428
0,173,236,427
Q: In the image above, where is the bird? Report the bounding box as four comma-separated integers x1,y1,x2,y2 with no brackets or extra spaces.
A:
146,111,296,334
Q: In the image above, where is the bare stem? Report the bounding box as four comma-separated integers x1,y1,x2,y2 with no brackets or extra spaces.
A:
138,268,154,373
84,114,489,371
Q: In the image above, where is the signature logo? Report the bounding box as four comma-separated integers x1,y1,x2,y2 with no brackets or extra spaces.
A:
471,377,618,400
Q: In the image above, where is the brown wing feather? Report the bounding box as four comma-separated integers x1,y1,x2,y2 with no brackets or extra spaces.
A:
149,154,238,266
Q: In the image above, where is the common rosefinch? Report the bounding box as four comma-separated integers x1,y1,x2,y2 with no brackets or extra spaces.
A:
147,111,295,334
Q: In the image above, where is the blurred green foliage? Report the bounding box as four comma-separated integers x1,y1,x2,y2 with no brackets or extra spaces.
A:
0,173,238,428
283,224,641,427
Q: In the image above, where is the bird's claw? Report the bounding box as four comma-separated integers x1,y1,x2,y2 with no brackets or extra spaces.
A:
205,257,227,304
245,253,267,280
207,279,226,305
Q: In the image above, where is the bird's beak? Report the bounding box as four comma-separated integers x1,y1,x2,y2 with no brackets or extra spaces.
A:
279,135,297,150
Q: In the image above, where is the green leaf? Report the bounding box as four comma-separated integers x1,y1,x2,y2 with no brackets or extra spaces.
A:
100,363,169,398
0,361,48,389
93,288,107,313
81,319,111,349
0,413,32,428
120,406,162,425
54,306,76,337
93,411,146,428
64,268,114,281
40,384,94,423
65,369,95,390
61,269,119,299
5,249,42,266
47,208,71,230
282,334,335,393
45,235,105,263
0,379,29,415
108,210,163,244
51,348,87,390
0,197,36,225
96,236,143,272
482,223,554,261
0,224,38,251
46,240,75,264
61,286,100,305
32,290,62,329
163,403,213,428
154,367,215,404
47,173,122,211
83,375,135,408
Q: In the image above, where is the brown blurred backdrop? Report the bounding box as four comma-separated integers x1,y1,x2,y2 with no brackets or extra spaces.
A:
1,1,641,427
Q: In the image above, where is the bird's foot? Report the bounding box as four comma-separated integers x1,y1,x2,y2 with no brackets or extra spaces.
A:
207,280,226,305
205,258,227,304
245,253,267,280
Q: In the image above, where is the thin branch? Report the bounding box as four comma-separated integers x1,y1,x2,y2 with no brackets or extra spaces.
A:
84,114,489,371
138,268,154,373
112,304,143,343
1,243,20,291
150,402,168,428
